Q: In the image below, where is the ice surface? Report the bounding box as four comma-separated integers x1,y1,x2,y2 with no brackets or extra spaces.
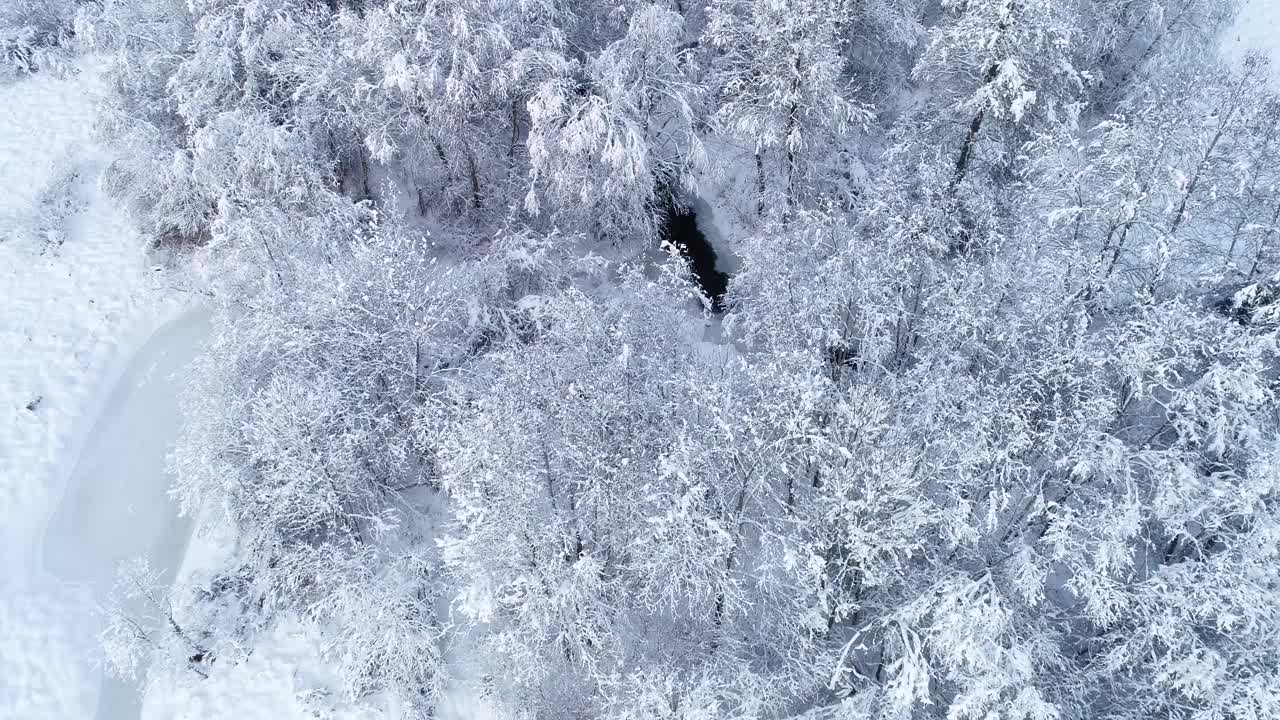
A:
43,311,210,720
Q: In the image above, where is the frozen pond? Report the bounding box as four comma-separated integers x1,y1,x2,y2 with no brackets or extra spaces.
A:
41,310,211,719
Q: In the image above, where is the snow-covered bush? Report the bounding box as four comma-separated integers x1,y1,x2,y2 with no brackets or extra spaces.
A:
0,0,77,80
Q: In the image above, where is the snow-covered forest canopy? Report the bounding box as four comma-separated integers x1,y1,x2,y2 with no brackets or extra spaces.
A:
6,0,1280,717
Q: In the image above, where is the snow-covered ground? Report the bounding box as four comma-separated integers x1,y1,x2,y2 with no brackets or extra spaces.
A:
0,62,188,720
1225,0,1280,78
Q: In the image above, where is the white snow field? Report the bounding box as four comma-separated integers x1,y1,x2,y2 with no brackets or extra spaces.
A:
0,62,187,720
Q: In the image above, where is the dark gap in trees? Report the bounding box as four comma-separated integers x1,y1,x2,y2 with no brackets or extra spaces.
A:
1214,282,1278,326
661,200,729,313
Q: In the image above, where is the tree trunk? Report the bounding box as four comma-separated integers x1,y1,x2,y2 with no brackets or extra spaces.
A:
434,140,451,187
950,62,1001,193
755,151,766,217
355,143,371,202
468,152,482,210
950,108,987,192
510,98,521,166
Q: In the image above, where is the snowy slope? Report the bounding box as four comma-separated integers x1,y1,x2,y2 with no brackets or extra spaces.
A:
0,62,174,720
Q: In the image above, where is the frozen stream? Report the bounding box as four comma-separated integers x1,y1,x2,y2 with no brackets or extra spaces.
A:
41,310,211,720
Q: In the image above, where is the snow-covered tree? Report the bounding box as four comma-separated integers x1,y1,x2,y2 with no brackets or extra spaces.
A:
523,4,705,241
706,0,872,214
0,0,78,78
